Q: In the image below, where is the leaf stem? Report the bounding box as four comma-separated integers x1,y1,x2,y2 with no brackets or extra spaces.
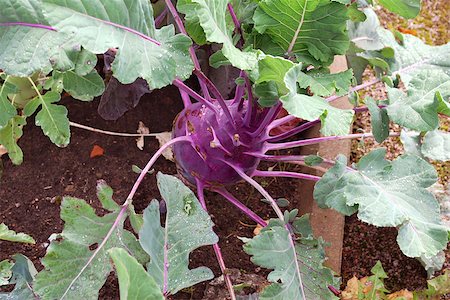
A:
226,3,244,47
243,74,255,127
252,170,321,182
0,22,56,31
213,188,267,227
155,7,169,28
265,120,319,142
196,181,237,300
69,121,163,137
194,70,236,127
163,0,210,97
59,136,192,298
172,79,218,112
250,102,282,137
265,132,400,151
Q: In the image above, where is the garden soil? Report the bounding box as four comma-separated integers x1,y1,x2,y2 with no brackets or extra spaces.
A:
1,85,448,299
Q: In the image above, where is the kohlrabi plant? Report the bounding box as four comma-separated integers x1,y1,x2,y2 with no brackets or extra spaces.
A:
1,0,449,299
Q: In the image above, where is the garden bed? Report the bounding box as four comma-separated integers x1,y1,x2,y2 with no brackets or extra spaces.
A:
1,84,448,299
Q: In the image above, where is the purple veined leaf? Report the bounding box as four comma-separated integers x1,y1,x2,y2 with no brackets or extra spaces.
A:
98,77,151,121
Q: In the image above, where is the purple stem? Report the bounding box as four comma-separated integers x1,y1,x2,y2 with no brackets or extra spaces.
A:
243,74,255,127
266,119,319,142
226,3,244,47
163,0,210,98
252,170,321,182
213,188,267,227
178,87,192,108
173,79,218,113
265,132,400,152
223,160,307,299
194,70,236,127
60,136,192,298
155,8,169,28
196,181,237,300
232,71,246,105
251,102,282,137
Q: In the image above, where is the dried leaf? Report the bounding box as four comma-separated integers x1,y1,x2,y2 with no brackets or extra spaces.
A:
0,145,7,157
397,27,418,36
155,132,174,162
387,289,413,299
341,276,360,300
136,121,149,151
90,145,105,158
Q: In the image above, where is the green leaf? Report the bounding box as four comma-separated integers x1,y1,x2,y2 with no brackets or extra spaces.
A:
24,91,70,147
304,155,324,166
366,98,389,143
421,130,450,162
0,79,17,129
0,223,35,244
0,260,13,286
297,69,354,97
0,254,37,300
96,180,119,211
42,0,193,89
314,148,448,258
0,0,72,77
139,173,218,294
417,269,450,297
243,219,339,300
281,64,354,136
52,47,98,76
0,115,26,165
436,91,450,116
177,0,257,70
109,248,164,300
385,72,443,132
253,0,349,65
348,8,384,51
34,182,147,300
256,57,354,136
400,129,422,157
378,0,421,19
57,70,105,101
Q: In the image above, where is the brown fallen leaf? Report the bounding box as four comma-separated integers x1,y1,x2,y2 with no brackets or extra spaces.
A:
136,121,149,151
155,131,174,162
387,289,413,299
341,276,360,300
90,145,105,158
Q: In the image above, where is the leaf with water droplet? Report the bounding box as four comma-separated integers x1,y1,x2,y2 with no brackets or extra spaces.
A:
139,173,218,294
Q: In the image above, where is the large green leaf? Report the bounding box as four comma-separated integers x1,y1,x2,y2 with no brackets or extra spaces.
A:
24,91,70,147
253,0,349,65
378,0,421,19
0,115,26,165
139,173,218,295
385,71,446,132
178,0,257,70
242,217,339,300
109,248,164,300
314,148,448,258
0,0,70,77
0,254,37,300
0,223,35,244
34,182,147,300
42,0,193,89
